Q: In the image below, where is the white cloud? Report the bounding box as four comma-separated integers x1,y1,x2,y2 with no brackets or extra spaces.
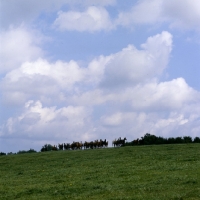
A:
100,31,172,88
1,0,200,33
1,100,92,140
117,0,163,26
1,59,85,107
101,112,123,126
0,0,64,27
0,0,116,28
0,31,173,108
1,31,200,152
162,0,200,30
95,77,200,121
1,54,111,106
0,26,43,74
128,78,200,111
97,102,200,142
73,0,116,7
53,6,114,32
151,112,200,138
117,0,200,31
4,58,84,88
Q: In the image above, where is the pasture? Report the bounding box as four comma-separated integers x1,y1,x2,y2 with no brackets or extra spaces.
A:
0,144,200,199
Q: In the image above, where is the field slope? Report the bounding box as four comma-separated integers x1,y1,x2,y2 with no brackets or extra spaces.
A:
0,144,200,199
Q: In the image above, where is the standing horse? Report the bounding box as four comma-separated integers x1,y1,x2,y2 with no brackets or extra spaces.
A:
64,143,71,150
58,143,63,150
120,137,127,146
112,139,117,147
113,137,127,147
102,139,108,147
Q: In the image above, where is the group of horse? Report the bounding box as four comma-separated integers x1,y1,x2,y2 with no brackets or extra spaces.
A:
56,139,109,151
131,138,144,145
112,137,127,147
41,137,127,152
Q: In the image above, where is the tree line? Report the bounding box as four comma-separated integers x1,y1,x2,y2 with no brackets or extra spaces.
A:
0,148,37,156
124,133,200,146
1,133,200,156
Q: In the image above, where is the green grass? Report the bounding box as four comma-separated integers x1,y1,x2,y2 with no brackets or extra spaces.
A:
0,144,200,199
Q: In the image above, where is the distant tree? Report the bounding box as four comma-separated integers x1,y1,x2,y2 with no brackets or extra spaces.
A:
143,133,157,145
167,137,175,144
193,137,200,143
139,137,144,145
155,136,167,145
123,141,134,146
175,137,183,144
0,152,6,156
183,136,192,143
17,149,37,154
17,150,27,154
28,148,37,153
7,152,16,155
41,144,53,152
122,133,199,146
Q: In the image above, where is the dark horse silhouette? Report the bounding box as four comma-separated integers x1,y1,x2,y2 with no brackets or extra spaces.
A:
113,137,127,147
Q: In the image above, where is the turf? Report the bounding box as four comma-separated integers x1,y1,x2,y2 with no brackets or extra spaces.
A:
0,144,200,199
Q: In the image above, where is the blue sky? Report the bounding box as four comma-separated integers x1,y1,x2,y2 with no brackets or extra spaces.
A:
0,0,200,153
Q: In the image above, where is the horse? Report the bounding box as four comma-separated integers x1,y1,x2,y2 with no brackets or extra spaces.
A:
119,137,127,146
112,139,117,147
102,139,108,147
113,137,127,147
52,145,58,151
58,143,63,150
64,143,71,150
76,142,83,150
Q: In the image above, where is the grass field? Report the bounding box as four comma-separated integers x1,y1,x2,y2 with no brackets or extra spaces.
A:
0,144,200,199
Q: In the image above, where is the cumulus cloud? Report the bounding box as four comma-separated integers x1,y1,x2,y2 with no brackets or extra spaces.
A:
100,112,135,127
162,0,200,29
1,31,200,152
129,78,200,111
1,54,111,107
4,59,84,88
98,92,200,140
1,0,200,33
0,0,63,28
53,6,114,32
117,0,200,31
0,0,116,28
0,26,43,74
73,0,116,7
117,0,163,26
100,31,172,88
1,31,172,107
0,100,92,141
98,77,200,123
1,58,85,106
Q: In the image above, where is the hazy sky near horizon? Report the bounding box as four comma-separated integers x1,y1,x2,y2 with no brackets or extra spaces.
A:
0,0,200,153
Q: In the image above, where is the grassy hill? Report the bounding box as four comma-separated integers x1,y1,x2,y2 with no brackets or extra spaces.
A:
0,144,200,199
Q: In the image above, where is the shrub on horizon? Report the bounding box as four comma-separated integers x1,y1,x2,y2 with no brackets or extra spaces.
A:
7,152,16,155
41,144,53,152
17,149,37,154
183,136,192,143
193,137,200,143
0,152,6,156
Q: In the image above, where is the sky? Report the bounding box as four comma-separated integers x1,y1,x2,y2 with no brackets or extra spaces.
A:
0,0,200,153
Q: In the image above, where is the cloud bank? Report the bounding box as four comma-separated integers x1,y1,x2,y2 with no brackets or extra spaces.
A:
53,6,113,32
0,0,116,28
1,30,200,152
0,26,43,74
117,0,200,30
